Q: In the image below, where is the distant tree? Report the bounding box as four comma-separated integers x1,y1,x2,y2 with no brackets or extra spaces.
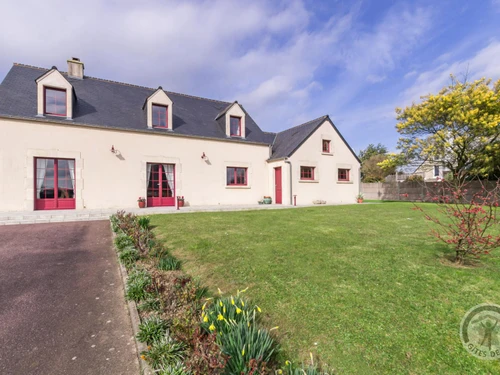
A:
361,154,395,182
358,143,388,164
358,143,392,182
379,76,500,183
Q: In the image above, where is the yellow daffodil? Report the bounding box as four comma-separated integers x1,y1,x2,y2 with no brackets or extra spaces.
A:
231,297,235,305
236,307,242,314
242,345,245,356
270,326,279,331
285,360,291,366
219,301,223,307
256,305,262,313
223,305,226,314
203,315,208,323
217,314,224,321
241,300,245,307
209,324,215,331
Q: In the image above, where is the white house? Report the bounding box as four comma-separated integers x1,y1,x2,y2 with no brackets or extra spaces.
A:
0,58,360,212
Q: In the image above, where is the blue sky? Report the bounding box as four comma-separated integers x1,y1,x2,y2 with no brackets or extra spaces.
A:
1,0,499,153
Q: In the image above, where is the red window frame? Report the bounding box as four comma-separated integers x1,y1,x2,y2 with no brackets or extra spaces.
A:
227,167,247,186
44,87,67,117
230,116,241,136
322,140,331,153
152,104,168,128
300,166,315,180
338,168,350,181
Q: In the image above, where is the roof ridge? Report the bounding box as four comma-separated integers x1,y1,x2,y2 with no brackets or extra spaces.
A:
12,62,232,105
277,115,328,134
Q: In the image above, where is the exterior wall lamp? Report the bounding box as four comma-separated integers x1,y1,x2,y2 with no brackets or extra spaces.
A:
111,145,117,154
201,152,207,160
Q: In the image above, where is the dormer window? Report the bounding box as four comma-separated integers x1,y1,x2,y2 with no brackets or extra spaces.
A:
44,88,67,116
152,104,168,128
44,87,67,117
230,116,241,137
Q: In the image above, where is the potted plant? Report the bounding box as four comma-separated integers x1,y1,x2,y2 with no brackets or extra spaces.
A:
177,196,185,207
263,196,272,204
137,197,146,208
356,193,364,204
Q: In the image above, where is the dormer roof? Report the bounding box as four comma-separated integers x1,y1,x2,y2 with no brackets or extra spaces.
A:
0,64,270,144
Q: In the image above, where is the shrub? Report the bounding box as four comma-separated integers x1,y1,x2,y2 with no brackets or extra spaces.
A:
137,316,170,344
158,255,182,271
138,216,151,230
137,295,162,313
186,328,227,375
114,233,135,251
155,362,191,375
406,174,424,182
118,246,140,268
414,180,500,263
201,293,257,336
217,320,277,375
110,214,121,233
142,333,186,368
126,269,152,302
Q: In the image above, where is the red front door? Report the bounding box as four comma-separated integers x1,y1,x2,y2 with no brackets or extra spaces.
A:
35,158,76,210
147,164,175,207
275,167,282,204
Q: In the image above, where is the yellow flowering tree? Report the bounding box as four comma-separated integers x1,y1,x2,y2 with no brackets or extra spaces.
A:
380,76,500,183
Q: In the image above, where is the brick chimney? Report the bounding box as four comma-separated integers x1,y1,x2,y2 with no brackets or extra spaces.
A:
67,57,84,79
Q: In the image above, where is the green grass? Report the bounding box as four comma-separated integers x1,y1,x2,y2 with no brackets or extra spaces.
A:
150,203,500,374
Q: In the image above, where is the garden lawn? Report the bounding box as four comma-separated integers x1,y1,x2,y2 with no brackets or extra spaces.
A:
150,203,500,374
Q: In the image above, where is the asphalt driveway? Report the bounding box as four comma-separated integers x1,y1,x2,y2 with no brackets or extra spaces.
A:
0,221,139,375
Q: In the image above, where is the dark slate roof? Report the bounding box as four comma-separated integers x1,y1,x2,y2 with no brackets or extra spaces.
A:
0,64,270,144
270,115,327,159
269,115,361,163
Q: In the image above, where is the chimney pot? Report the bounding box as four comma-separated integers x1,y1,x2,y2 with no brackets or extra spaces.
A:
67,57,84,79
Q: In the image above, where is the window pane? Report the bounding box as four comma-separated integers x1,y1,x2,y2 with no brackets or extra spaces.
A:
227,167,235,185
230,117,240,136
152,105,167,127
45,89,66,116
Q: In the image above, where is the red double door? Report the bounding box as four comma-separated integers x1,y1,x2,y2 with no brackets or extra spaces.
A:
35,158,76,210
147,164,175,207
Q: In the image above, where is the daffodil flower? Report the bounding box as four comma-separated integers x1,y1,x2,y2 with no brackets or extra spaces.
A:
209,324,215,331
217,314,224,321
203,315,208,323
231,297,235,305
236,307,242,314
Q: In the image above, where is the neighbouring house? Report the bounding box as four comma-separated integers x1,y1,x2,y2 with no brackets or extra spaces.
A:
413,161,450,181
0,58,360,212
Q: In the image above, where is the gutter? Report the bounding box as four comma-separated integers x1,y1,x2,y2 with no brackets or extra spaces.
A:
284,158,293,205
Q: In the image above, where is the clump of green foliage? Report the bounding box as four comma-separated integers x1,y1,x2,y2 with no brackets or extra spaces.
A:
137,316,170,344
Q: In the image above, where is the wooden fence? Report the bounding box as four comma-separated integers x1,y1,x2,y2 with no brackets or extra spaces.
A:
361,181,498,201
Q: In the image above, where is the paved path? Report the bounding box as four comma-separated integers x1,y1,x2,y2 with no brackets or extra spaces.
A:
0,221,139,375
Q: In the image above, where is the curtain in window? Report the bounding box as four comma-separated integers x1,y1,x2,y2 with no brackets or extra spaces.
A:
36,159,47,199
146,164,152,188
163,164,175,194
67,160,75,190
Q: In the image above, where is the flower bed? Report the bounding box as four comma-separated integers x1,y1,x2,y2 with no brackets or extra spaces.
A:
110,210,329,375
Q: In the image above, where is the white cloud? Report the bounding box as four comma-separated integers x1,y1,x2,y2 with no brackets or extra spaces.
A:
402,40,500,105
404,70,418,79
0,0,433,135
366,74,387,83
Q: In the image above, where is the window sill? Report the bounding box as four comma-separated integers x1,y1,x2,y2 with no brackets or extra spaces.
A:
322,152,333,156
337,181,353,184
299,180,319,183
152,127,172,131
226,185,251,189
